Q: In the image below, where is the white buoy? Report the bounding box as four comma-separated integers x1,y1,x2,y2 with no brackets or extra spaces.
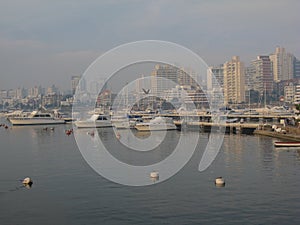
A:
215,177,225,186
22,177,33,185
150,171,159,179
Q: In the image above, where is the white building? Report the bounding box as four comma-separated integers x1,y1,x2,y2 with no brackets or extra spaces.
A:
270,47,294,81
294,84,300,104
284,83,295,103
223,56,245,104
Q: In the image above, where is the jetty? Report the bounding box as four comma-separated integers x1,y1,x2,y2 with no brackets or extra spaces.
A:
254,128,300,142
129,112,297,134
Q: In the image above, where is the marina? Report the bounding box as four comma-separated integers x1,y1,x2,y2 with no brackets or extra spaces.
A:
1,1,299,224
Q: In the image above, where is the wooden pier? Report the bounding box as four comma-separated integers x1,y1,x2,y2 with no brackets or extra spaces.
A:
128,112,298,134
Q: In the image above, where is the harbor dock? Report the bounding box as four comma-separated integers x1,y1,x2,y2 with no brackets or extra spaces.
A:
254,129,300,142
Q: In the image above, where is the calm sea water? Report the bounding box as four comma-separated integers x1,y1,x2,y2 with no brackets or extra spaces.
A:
0,118,300,225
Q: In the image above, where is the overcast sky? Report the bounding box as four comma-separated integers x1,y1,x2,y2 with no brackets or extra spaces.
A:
0,0,299,91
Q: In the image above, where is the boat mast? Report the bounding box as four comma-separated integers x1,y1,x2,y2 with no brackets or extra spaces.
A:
248,89,251,110
264,83,267,109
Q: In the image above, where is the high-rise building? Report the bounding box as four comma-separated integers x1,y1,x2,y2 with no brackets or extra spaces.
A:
0,90,8,99
207,65,224,91
47,85,59,95
207,65,224,106
28,86,41,97
294,57,300,79
284,82,295,103
16,87,26,99
71,76,81,95
294,84,300,104
151,64,199,97
250,56,273,95
269,47,294,81
7,89,17,98
151,64,178,96
223,56,245,104
178,67,198,88
244,65,255,91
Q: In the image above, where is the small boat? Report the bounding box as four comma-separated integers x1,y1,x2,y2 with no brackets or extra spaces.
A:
274,141,300,147
129,117,144,128
226,118,239,123
135,116,177,131
74,114,112,128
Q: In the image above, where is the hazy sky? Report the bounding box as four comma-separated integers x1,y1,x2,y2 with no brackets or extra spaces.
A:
0,0,299,91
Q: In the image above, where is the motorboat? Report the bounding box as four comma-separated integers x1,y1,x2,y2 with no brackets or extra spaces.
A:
74,114,112,128
135,116,177,131
226,118,239,123
242,109,259,115
129,117,144,128
8,110,65,126
274,141,300,147
111,115,130,129
269,106,295,116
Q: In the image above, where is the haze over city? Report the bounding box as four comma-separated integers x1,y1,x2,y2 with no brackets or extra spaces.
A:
0,0,299,91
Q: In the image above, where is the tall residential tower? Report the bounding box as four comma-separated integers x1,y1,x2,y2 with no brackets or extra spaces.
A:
223,56,245,105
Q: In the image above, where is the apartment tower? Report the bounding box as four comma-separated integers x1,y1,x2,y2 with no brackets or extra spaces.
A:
223,56,245,105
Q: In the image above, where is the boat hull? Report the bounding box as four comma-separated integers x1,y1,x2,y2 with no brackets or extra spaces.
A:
135,124,177,131
135,116,177,131
112,121,131,129
74,121,112,128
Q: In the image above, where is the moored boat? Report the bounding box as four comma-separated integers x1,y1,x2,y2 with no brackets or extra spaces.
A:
135,116,177,131
274,141,300,147
8,110,65,126
74,114,112,128
111,115,130,129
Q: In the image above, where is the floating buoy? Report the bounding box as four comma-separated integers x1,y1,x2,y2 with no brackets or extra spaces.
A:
22,177,33,185
150,171,159,179
215,177,225,186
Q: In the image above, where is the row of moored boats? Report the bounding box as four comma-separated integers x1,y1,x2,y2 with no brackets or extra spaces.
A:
4,110,178,131
73,114,178,131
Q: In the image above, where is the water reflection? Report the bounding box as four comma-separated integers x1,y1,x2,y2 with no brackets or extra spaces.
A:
223,134,243,172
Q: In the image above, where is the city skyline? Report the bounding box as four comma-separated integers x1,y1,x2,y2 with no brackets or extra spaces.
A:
1,0,299,90
1,45,299,91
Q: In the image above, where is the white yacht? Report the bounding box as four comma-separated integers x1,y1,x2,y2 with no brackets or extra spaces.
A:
135,116,177,131
129,117,144,128
111,115,130,129
8,110,65,126
74,114,112,128
269,106,295,116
